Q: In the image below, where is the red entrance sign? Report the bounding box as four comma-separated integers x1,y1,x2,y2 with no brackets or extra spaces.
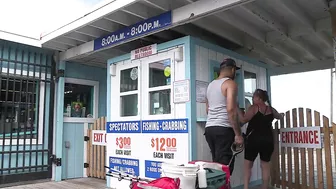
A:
280,127,321,149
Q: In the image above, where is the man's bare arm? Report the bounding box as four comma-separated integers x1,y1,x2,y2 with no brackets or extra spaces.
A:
224,80,241,136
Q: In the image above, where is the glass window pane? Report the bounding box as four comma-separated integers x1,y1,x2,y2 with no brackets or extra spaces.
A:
120,67,138,93
64,83,94,118
120,94,138,117
149,89,171,115
149,59,171,88
213,67,220,80
213,67,240,81
245,96,253,110
0,78,38,139
244,71,257,94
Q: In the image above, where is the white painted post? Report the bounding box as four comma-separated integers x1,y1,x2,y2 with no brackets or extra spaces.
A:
330,3,336,124
331,67,334,124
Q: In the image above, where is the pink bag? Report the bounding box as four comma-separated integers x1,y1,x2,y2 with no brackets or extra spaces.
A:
131,177,180,189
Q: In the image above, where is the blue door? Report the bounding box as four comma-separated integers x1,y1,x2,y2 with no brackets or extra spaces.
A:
62,123,84,179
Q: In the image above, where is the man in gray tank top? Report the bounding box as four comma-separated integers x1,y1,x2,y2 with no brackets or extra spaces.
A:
204,58,244,175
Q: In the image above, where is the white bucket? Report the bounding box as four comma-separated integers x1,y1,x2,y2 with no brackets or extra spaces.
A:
161,163,198,189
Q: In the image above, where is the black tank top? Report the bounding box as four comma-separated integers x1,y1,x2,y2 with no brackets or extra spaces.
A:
246,105,274,137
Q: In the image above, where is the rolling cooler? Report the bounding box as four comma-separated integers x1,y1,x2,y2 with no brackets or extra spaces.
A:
189,142,244,189
198,167,226,189
189,161,230,189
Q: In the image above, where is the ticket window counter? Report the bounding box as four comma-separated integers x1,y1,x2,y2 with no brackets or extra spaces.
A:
209,63,261,184
243,71,257,110
108,46,188,188
210,65,244,107
210,65,258,110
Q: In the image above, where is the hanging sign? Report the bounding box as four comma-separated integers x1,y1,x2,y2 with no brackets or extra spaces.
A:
196,80,209,103
280,127,322,149
131,44,157,60
94,11,172,51
91,130,107,146
106,119,189,179
173,80,190,104
130,67,138,80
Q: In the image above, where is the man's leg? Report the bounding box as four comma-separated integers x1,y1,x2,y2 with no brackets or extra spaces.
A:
204,127,216,161
214,128,235,174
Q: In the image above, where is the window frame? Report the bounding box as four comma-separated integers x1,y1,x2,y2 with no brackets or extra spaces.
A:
114,59,141,121
141,52,175,120
63,78,99,123
242,67,258,108
0,69,48,145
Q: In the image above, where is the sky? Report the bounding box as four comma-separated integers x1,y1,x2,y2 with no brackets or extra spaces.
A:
0,0,334,122
0,0,104,39
271,69,335,122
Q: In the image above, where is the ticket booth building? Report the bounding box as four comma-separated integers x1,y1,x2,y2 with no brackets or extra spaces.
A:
104,35,270,188
5,0,331,188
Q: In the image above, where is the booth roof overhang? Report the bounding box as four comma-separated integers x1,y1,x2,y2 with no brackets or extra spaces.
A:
39,0,334,76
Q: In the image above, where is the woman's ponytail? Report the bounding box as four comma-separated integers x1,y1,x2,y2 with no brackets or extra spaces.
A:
263,90,271,107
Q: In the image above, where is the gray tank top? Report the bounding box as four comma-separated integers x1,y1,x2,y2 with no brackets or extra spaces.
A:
206,77,231,128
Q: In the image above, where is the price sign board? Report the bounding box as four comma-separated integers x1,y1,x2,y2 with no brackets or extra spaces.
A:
107,121,140,157
106,118,189,179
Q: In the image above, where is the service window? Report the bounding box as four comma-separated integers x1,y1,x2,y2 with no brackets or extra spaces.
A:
64,83,94,118
115,60,141,120
212,66,241,82
244,71,257,109
213,67,220,80
63,78,99,121
141,52,175,120
120,67,139,117
111,51,175,121
148,59,172,115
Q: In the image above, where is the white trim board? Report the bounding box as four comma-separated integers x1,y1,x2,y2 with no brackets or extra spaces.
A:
83,122,89,178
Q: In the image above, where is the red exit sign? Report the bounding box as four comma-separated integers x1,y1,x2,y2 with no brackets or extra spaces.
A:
92,130,107,146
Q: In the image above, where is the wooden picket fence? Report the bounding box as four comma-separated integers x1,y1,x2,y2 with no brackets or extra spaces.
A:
87,117,106,180
270,108,336,189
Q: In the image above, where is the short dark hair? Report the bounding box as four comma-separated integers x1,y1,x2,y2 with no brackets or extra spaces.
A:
220,65,235,72
220,58,240,71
